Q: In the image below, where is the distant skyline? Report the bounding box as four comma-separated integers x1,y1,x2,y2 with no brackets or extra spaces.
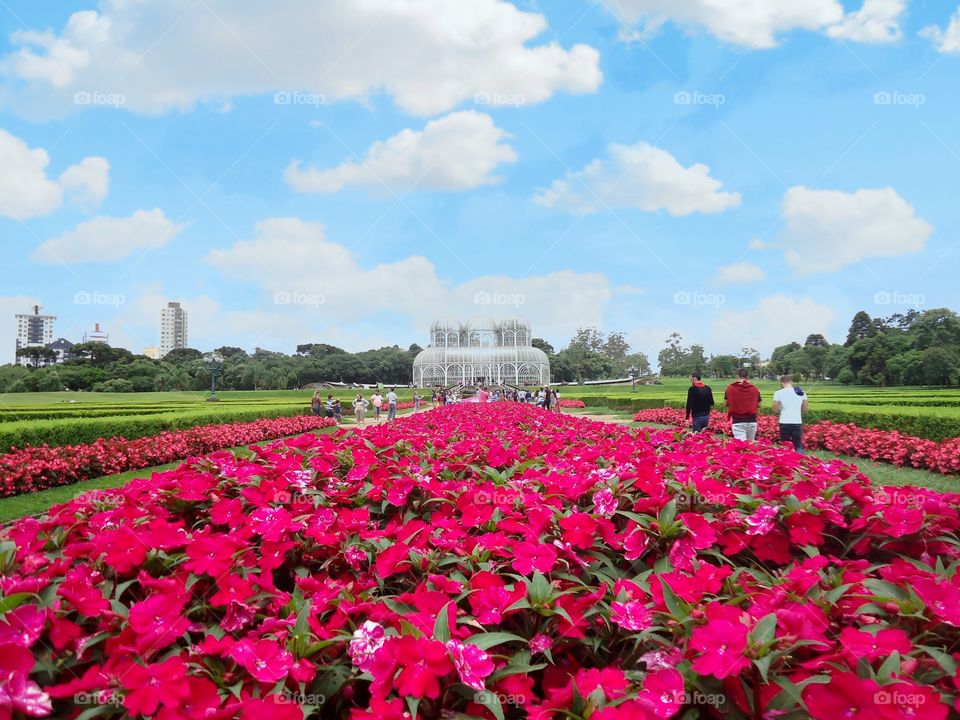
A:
2,1,959,360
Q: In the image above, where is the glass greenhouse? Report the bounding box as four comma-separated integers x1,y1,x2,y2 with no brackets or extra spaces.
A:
412,316,551,388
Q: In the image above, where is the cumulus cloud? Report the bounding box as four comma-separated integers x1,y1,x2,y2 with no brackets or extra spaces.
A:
205,217,612,344
711,295,836,355
714,262,766,285
780,186,933,274
33,208,186,264
286,111,516,194
921,7,960,54
0,128,108,219
0,0,601,117
600,0,903,48
535,141,740,216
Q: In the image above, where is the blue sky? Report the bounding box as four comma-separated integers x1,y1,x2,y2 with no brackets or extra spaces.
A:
1,0,958,362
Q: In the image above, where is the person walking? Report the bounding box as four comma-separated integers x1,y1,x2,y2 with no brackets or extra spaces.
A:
353,393,368,425
413,392,423,412
333,399,343,426
773,374,809,453
477,386,490,403
311,390,322,416
372,390,384,423
324,394,335,420
387,387,398,420
431,390,438,409
724,369,762,441
685,373,715,433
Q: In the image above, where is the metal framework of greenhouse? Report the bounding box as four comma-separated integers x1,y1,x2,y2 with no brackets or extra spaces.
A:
412,316,551,388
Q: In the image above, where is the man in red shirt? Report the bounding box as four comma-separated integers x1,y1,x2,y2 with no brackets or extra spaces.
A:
724,368,762,441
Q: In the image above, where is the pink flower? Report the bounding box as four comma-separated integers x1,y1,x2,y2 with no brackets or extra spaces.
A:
745,504,779,536
610,601,652,632
121,657,190,717
512,541,558,576
446,640,494,691
559,512,598,549
593,488,618,517
530,633,552,654
349,621,387,673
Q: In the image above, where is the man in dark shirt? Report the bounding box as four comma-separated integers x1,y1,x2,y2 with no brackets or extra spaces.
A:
685,373,714,432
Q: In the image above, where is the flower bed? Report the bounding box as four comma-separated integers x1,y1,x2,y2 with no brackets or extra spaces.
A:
0,415,337,498
633,407,960,475
559,399,587,408
2,403,958,718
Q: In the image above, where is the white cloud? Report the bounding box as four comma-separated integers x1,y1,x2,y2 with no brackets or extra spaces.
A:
600,0,903,49
0,128,108,219
286,111,516,194
780,186,933,274
714,262,766,285
0,1,601,117
205,217,612,347
58,156,110,208
921,7,960,54
535,141,740,216
33,208,186,264
711,295,836,355
826,0,905,43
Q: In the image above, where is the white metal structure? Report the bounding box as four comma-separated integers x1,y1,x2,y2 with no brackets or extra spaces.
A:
413,316,550,387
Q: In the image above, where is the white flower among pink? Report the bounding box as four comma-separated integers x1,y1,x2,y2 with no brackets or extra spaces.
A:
745,504,779,536
610,600,652,631
445,640,494,691
348,621,386,673
593,488,617,517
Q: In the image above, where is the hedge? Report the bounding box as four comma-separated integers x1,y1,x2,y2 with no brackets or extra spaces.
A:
0,404,311,452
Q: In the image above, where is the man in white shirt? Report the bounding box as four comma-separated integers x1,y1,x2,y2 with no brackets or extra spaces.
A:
772,374,809,453
387,388,398,420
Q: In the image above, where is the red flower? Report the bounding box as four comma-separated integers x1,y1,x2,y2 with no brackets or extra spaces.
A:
392,636,453,699
229,639,294,683
803,673,879,719
690,618,749,679
512,541,558,575
559,512,598,549
121,657,190,717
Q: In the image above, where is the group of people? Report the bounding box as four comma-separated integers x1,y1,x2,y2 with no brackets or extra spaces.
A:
313,386,423,427
685,371,809,453
311,392,343,425
504,386,562,412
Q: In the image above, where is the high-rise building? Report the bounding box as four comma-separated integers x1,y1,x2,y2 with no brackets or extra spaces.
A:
160,302,188,356
82,323,109,344
15,305,56,365
143,347,162,360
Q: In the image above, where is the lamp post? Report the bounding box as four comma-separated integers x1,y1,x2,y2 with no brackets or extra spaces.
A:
203,351,223,402
628,366,638,392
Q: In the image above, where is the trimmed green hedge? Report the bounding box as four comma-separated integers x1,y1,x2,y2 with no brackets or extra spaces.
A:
0,404,311,451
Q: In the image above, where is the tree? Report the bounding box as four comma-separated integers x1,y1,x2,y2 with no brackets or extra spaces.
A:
532,338,555,355
845,311,874,346
922,347,958,387
15,346,57,368
215,346,249,360
804,334,827,347
163,348,203,365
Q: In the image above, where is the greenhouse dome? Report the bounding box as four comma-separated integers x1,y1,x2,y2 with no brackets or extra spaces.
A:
413,317,550,387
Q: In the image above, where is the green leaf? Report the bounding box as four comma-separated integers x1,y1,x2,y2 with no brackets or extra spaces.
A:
0,593,33,615
657,576,685,619
877,651,901,681
861,579,909,602
749,613,778,648
476,690,505,720
658,499,677,528
918,645,957,675
406,696,420,719
464,632,527,650
434,602,452,643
